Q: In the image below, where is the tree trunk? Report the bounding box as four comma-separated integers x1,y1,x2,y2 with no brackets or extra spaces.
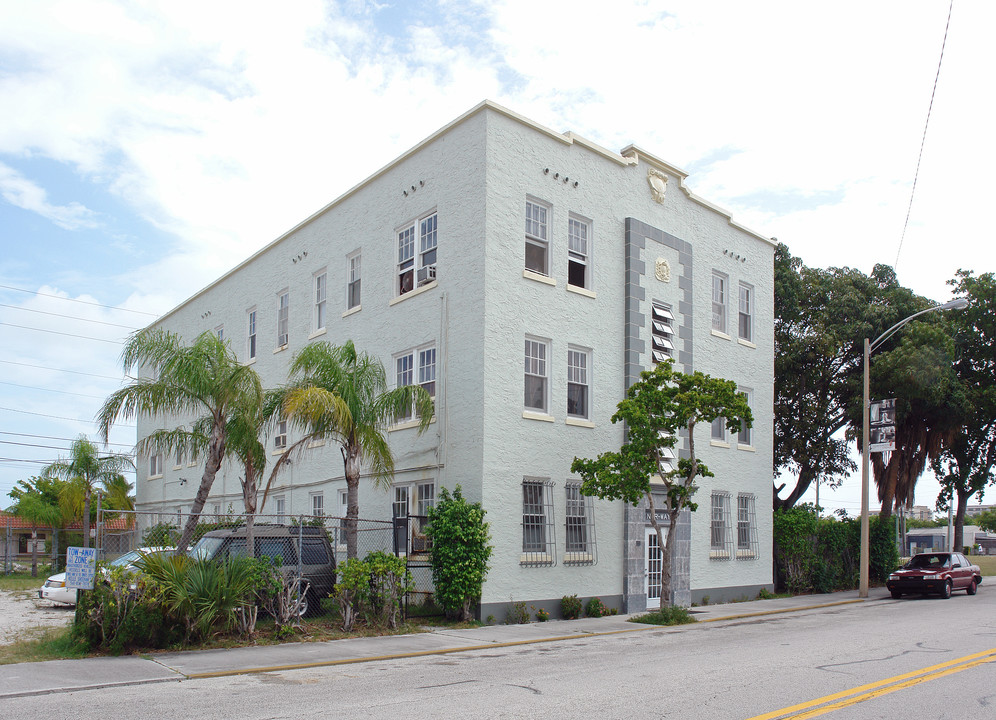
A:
343,445,361,559
30,528,38,578
175,423,226,555
773,465,817,511
82,485,91,549
954,484,970,552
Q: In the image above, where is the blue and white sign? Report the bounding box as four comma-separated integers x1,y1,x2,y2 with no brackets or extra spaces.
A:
65,547,97,590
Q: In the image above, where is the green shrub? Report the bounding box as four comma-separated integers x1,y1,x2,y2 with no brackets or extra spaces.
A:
334,557,371,632
584,597,608,618
425,486,493,621
561,594,583,619
333,552,412,631
535,607,550,622
630,605,696,626
505,600,530,624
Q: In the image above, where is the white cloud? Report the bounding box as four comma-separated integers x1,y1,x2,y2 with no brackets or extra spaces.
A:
0,161,100,230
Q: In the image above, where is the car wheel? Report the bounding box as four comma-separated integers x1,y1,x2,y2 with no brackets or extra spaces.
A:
890,590,902,600
941,580,952,599
967,579,978,596
303,587,327,617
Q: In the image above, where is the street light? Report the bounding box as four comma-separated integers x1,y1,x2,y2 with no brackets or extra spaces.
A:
859,297,969,597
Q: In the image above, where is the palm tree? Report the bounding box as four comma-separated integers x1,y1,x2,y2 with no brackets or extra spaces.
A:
14,491,64,577
98,329,264,555
278,340,434,558
43,436,133,549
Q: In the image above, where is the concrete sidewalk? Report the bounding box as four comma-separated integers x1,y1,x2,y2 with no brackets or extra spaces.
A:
0,587,893,699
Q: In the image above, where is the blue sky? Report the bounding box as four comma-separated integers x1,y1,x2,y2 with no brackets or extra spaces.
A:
1,0,993,517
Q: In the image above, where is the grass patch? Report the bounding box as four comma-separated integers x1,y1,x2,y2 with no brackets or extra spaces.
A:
628,605,696,626
0,572,48,593
971,555,996,577
0,626,88,665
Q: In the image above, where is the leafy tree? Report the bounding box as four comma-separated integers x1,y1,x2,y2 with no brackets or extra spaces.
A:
42,436,133,549
98,329,264,555
425,485,493,621
931,270,996,548
12,487,63,577
572,360,750,606
976,509,996,534
276,340,433,558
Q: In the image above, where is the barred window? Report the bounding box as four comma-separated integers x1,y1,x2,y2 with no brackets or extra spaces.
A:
710,491,733,559
565,483,597,565
737,493,759,559
521,479,555,566
651,302,674,363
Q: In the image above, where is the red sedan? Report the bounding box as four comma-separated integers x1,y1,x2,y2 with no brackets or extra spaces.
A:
887,552,982,599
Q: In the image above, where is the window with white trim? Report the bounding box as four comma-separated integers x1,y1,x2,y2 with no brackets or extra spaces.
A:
393,485,409,518
738,283,753,342
525,200,550,275
522,479,555,565
567,215,590,289
311,492,324,517
347,252,361,310
567,346,590,420
416,482,435,516
174,447,184,468
149,453,162,477
395,345,436,422
277,291,289,347
565,482,596,564
314,271,327,331
398,212,437,296
712,417,726,441
712,272,727,333
524,337,550,413
273,420,287,451
711,491,733,559
215,325,224,342
737,493,758,559
650,302,674,363
246,308,257,360
738,388,753,446
274,495,285,523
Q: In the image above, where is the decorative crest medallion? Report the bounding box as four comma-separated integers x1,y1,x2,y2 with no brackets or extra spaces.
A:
648,168,668,204
655,258,671,283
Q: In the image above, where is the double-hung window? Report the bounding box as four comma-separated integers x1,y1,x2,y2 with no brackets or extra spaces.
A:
739,283,753,342
711,491,733,559
398,212,437,296
347,253,361,310
738,388,753,446
712,272,727,333
273,420,287,451
149,454,162,478
246,308,257,360
393,485,410,519
395,345,436,422
416,482,435,516
567,346,590,420
567,216,590,289
277,291,290,347
174,447,184,468
651,302,674,363
314,271,327,332
737,493,758,559
525,200,550,275
524,337,549,413
311,492,324,517
712,417,726,442
522,479,555,565
215,325,224,342
564,482,596,564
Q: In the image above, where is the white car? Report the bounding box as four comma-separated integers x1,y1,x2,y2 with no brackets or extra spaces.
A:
37,547,171,606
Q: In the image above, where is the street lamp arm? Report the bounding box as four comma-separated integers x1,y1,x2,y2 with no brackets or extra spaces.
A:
869,298,969,354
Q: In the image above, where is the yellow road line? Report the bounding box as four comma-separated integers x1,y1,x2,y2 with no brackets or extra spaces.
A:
698,599,864,623
747,648,996,720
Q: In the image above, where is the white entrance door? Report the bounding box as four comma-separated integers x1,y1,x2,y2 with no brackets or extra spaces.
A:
645,527,664,609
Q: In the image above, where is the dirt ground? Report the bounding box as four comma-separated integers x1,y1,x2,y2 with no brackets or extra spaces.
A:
0,588,74,645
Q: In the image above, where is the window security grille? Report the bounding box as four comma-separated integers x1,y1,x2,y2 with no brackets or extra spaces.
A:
651,303,674,363
564,483,597,565
710,491,733,559
521,479,556,566
737,493,759,559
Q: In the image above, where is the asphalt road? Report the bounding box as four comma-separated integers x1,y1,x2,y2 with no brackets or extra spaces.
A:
6,590,994,719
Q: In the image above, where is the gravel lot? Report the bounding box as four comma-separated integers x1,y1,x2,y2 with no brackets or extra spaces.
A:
0,587,74,645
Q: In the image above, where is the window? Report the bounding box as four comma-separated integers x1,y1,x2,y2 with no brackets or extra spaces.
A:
712,417,726,442
567,347,590,419
524,337,549,413
565,482,596,564
347,253,361,310
521,479,555,565
277,291,289,347
246,309,257,360
650,302,674,363
398,212,437,296
711,491,733,559
737,493,758,559
525,200,549,275
393,485,409,519
567,216,590,289
314,271,327,331
738,388,753,446
416,482,435,516
274,496,286,523
174,447,184,468
149,454,162,477
274,420,287,450
712,272,727,333
739,283,753,342
215,325,224,342
311,492,324,517
395,345,436,422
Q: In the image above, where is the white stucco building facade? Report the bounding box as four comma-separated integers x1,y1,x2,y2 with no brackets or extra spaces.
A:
137,101,775,614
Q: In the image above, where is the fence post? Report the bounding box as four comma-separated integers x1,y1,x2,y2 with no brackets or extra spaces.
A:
298,517,304,585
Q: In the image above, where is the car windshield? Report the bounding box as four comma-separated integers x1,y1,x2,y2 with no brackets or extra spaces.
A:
907,554,951,569
191,537,225,560
108,550,142,568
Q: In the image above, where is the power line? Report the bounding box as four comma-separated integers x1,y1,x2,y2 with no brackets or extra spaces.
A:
0,405,135,427
0,283,160,317
0,321,125,344
0,359,124,381
0,303,141,330
0,431,132,448
0,381,109,400
895,0,953,270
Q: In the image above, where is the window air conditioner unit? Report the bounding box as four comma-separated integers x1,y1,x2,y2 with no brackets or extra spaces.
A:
417,265,437,286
